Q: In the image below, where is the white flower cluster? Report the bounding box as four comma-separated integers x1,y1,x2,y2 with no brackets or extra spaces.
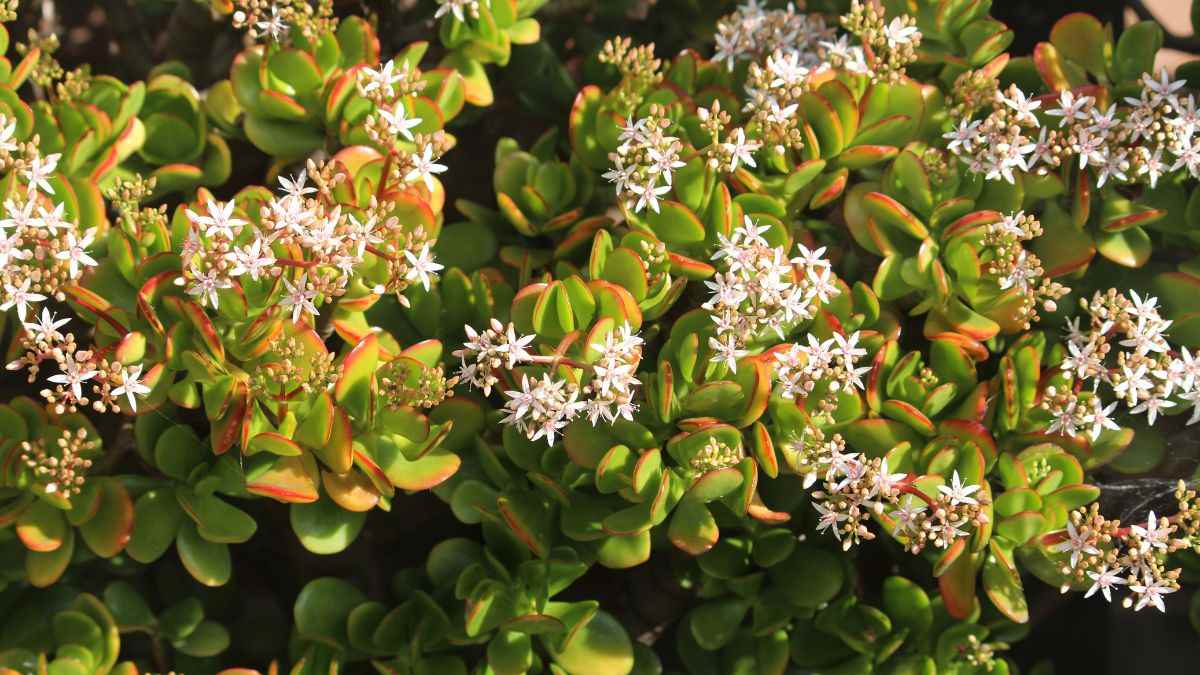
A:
453,319,536,396
1046,288,1200,441
1051,501,1191,613
712,1,839,72
454,320,643,445
774,332,870,405
501,373,585,446
356,58,450,194
603,112,684,214
180,168,441,322
581,324,643,425
7,307,151,415
947,69,1199,188
434,0,487,23
704,216,839,372
785,427,988,553
0,119,100,322
978,211,1069,329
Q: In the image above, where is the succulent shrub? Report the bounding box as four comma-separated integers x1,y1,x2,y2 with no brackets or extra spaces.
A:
1,0,1200,673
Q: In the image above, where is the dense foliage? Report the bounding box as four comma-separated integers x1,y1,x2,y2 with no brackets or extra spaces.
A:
2,0,1200,673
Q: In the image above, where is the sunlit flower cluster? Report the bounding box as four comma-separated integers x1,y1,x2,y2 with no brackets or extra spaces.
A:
944,84,1045,184
1049,492,1199,613
703,216,839,372
358,58,451,193
979,210,1070,328
810,442,989,553
7,308,151,415
712,1,836,71
230,0,337,44
179,161,441,323
948,69,1198,189
603,107,685,214
785,429,989,554
838,0,921,83
774,331,871,417
454,320,644,445
0,127,99,322
1046,288,1199,439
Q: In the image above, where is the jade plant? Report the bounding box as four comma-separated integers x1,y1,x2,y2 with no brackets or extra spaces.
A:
2,0,1200,673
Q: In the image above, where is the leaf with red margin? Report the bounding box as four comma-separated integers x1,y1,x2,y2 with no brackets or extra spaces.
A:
246,454,320,503
937,541,978,620
78,480,134,558
312,405,353,473
210,380,249,455
63,284,127,335
668,496,718,555
295,391,335,449
16,499,66,552
335,332,379,422
497,490,551,558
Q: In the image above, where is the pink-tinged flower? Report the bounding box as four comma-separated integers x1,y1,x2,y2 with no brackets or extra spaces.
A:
1052,520,1101,569
55,230,98,278
2,277,46,321
47,357,98,400
1084,564,1127,602
111,364,152,412
280,273,319,323
937,470,981,506
403,244,443,291
404,145,447,191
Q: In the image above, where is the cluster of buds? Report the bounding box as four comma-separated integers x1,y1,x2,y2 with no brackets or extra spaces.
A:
980,210,1069,327
712,1,835,71
107,177,170,242
434,0,488,23
597,37,663,116
689,437,744,474
742,51,811,156
838,1,921,83
378,358,458,410
7,309,150,415
20,428,99,497
453,320,643,445
603,107,684,214
1050,495,1195,612
773,331,871,417
958,635,1009,673
250,333,337,399
15,28,64,89
782,426,847,489
1047,288,1200,438
949,63,1004,120
231,0,337,44
696,102,761,174
703,217,840,372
